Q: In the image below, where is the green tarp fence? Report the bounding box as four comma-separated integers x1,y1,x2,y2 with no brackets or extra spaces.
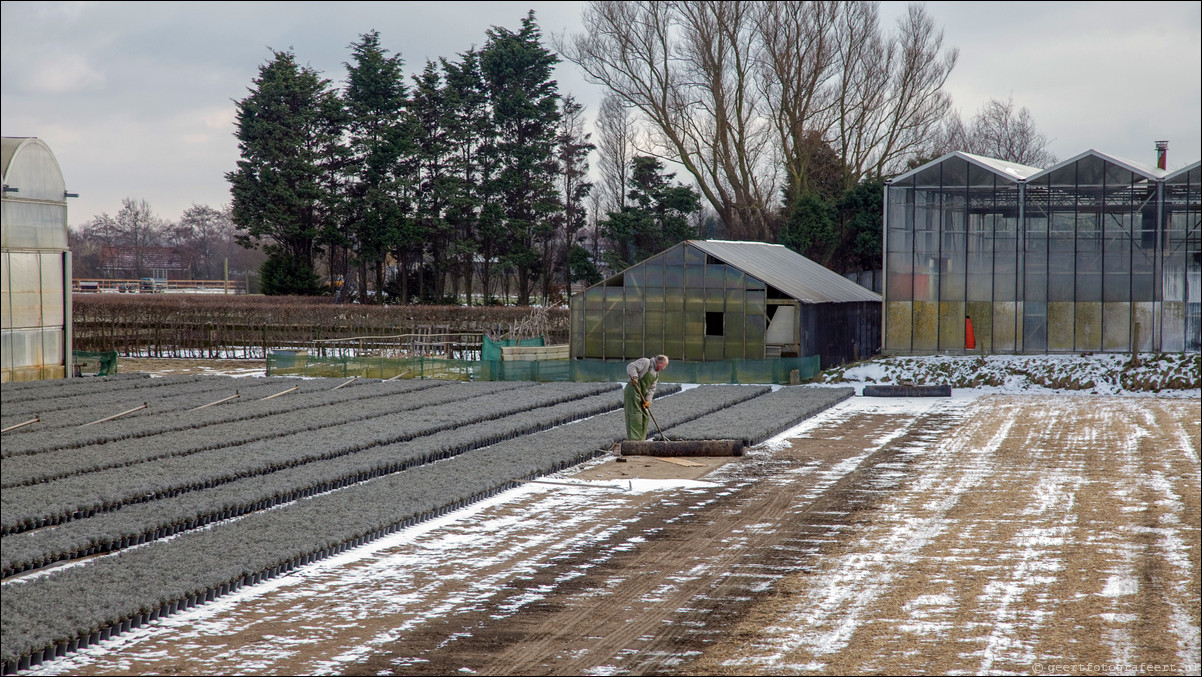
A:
481,335,545,361
72,350,118,376
268,352,820,385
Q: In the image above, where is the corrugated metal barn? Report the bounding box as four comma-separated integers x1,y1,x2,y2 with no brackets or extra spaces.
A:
570,240,881,369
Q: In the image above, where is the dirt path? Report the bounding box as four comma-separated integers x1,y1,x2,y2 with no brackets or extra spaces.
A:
25,395,1200,676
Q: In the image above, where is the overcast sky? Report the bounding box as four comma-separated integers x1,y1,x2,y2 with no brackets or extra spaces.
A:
2,1,1199,227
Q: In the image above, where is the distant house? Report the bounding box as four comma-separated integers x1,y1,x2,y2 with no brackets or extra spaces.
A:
569,240,881,369
100,246,188,281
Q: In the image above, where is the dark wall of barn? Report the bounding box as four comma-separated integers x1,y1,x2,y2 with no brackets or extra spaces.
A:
800,302,882,369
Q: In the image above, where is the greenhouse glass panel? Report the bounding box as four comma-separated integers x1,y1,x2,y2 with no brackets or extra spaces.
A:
1024,302,1047,351
746,290,765,316
744,322,765,358
664,244,685,265
1075,302,1102,351
0,253,9,328
704,336,725,361
745,275,765,291
685,264,703,289
8,253,41,328
994,235,1018,301
664,285,684,312
625,264,645,293
1102,303,1131,351
938,301,964,350
705,287,725,310
993,302,1018,352
684,331,704,360
912,301,938,351
942,157,969,187
585,286,604,310
886,252,913,300
41,329,62,366
705,264,726,289
664,263,684,288
684,244,706,265
885,302,912,350
1047,302,1075,351
39,253,64,325
645,311,664,354
645,260,664,287
643,286,665,312
685,291,703,315
1133,302,1155,352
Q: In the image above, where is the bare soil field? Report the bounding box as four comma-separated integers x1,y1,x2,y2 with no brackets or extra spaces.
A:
25,392,1199,676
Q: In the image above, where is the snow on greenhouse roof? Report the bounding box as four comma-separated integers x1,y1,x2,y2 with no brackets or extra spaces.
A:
1030,149,1167,181
688,240,881,305
889,151,1043,184
1165,160,1200,183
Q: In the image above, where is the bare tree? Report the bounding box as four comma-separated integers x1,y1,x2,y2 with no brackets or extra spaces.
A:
755,1,840,200
965,97,1057,167
595,93,636,215
561,0,778,241
922,97,1057,169
562,1,959,240
177,204,236,279
832,3,958,190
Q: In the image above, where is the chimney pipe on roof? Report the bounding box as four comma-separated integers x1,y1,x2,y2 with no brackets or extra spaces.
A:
1156,140,1168,170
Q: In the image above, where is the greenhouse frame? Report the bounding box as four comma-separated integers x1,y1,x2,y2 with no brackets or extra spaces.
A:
2,137,73,382
884,150,1201,354
570,240,881,370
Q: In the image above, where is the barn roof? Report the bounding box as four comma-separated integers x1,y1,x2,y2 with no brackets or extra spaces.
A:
687,240,880,304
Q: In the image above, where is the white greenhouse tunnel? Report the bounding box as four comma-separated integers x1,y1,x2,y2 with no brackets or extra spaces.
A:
2,136,73,382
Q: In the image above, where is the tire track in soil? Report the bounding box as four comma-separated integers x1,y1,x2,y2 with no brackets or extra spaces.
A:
343,403,965,676
692,396,1201,676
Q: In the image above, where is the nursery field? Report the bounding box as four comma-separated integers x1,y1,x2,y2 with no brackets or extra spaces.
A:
2,369,1198,676
0,374,851,673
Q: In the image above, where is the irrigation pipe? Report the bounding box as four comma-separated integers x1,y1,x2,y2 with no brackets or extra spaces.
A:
330,377,358,390
385,371,412,382
259,385,299,401
2,416,39,434
189,392,240,411
81,403,147,427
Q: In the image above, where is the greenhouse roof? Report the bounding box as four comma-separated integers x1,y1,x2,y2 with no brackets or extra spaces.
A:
1031,149,1167,181
1164,160,1199,183
688,240,881,305
889,151,1043,184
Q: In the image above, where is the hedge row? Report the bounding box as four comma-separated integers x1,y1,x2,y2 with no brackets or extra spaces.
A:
1,381,514,489
0,384,654,578
1,382,613,534
663,386,855,445
1,378,446,459
72,294,571,357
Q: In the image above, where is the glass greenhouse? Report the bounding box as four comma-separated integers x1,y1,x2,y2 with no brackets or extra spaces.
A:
884,151,1201,354
570,240,880,370
2,137,73,381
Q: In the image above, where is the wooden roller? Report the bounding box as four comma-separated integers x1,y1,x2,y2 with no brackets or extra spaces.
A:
618,439,744,457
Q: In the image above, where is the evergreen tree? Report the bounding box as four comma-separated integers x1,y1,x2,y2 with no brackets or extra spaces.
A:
409,60,455,302
440,49,491,305
343,31,408,303
228,50,342,295
778,191,838,265
600,156,701,269
481,11,562,305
